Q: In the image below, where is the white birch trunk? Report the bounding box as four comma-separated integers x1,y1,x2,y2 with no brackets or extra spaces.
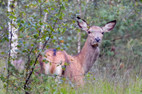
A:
39,13,48,49
77,0,82,53
77,32,81,53
77,0,89,53
8,0,18,64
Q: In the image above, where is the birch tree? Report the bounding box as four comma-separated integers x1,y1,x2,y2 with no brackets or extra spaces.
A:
8,0,24,72
8,0,18,64
77,0,89,53
39,13,48,49
39,0,48,50
7,0,18,92
77,0,82,53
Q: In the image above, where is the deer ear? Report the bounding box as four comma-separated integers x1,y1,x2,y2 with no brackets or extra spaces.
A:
77,17,88,31
102,20,116,32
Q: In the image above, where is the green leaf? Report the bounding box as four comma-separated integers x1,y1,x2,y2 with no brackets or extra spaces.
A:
1,52,5,55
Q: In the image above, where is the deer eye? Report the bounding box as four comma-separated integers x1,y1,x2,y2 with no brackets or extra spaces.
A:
102,32,104,34
88,31,91,34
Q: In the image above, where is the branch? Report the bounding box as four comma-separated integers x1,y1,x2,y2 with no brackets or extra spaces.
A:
24,4,63,93
112,34,131,42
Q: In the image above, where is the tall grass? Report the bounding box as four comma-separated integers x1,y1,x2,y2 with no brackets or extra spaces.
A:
0,44,142,94
0,67,142,94
30,75,142,94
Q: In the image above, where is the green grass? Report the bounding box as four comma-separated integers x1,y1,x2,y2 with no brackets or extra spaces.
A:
0,59,6,94
0,72,142,94
29,75,142,94
0,58,142,94
76,78,142,94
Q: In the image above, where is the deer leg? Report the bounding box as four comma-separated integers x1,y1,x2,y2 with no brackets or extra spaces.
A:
54,65,62,84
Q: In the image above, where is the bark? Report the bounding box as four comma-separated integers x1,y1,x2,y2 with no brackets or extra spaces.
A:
77,0,82,53
39,13,48,49
76,0,89,53
7,0,18,92
8,0,18,64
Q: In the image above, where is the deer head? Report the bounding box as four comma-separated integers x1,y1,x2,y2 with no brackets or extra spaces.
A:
77,17,116,47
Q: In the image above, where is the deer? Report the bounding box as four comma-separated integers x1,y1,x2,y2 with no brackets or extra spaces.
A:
39,17,117,86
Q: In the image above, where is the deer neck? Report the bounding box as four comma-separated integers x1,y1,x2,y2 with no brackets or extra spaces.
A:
77,37,100,74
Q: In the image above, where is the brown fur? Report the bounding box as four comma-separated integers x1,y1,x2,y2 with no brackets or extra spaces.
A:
64,37,100,85
39,49,69,75
50,63,55,74
39,38,99,85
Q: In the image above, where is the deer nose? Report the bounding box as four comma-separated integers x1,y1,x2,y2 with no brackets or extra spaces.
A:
95,37,100,42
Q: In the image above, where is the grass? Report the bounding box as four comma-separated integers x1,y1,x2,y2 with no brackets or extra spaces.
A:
0,59,6,94
0,69,142,94
29,74,142,94
0,50,142,94
76,77,142,94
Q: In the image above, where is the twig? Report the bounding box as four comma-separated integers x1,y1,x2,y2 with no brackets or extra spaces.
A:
24,4,63,93
112,34,131,42
25,0,48,80
25,1,44,78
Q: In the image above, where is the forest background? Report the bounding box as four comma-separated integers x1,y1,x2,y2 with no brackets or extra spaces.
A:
0,0,142,93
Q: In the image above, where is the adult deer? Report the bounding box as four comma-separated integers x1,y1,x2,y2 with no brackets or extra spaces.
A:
39,17,116,85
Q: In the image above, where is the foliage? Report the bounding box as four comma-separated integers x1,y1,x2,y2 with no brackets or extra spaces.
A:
0,0,142,93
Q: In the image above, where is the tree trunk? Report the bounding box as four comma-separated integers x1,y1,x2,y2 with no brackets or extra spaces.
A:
39,13,48,49
77,0,82,53
8,0,18,64
7,0,18,92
